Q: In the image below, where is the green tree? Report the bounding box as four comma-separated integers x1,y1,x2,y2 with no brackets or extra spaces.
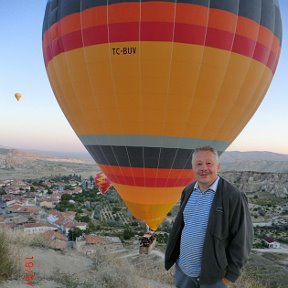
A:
85,222,97,234
68,227,84,241
76,215,91,223
61,194,72,201
123,226,135,240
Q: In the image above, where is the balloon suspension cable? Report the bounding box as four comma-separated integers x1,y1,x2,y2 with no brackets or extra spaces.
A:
145,224,155,235
145,224,150,232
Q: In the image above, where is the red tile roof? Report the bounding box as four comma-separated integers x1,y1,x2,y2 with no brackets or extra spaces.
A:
42,230,68,241
85,235,105,244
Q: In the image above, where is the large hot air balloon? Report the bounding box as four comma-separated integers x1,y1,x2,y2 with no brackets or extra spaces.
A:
15,92,22,101
42,0,282,230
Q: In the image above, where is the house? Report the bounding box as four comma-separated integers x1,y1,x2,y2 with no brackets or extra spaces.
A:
6,204,22,213
42,230,67,241
0,222,16,229
0,201,7,209
75,234,123,255
47,209,62,223
40,199,58,209
61,221,87,235
62,211,76,220
85,234,106,245
41,230,68,251
263,236,281,249
12,215,31,226
73,187,83,194
1,195,16,203
23,222,58,234
17,207,40,215
47,210,76,224
47,210,83,235
5,199,17,207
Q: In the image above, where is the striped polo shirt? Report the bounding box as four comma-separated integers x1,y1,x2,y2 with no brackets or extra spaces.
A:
178,177,219,277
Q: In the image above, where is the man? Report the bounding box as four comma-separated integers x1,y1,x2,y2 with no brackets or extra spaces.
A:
165,146,253,288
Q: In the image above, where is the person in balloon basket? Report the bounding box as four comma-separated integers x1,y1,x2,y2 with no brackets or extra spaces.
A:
165,146,253,288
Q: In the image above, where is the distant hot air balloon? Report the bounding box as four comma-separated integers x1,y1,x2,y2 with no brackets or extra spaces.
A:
15,92,22,101
94,172,112,195
42,0,282,230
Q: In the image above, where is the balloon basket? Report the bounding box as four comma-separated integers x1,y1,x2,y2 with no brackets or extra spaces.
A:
139,232,156,255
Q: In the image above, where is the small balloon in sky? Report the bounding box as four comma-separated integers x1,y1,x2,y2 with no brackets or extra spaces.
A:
94,172,112,195
14,92,22,101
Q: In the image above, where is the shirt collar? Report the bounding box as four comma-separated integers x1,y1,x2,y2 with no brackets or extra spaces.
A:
194,176,220,193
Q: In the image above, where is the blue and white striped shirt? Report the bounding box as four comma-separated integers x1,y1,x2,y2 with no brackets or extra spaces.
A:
178,177,219,277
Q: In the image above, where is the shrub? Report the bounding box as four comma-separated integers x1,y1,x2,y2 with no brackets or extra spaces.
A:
0,229,18,281
123,226,135,240
90,247,142,288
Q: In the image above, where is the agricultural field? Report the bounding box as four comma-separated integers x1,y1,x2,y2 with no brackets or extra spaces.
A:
100,204,130,224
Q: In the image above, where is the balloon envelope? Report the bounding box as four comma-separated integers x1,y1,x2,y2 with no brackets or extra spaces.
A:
15,92,22,101
42,0,282,230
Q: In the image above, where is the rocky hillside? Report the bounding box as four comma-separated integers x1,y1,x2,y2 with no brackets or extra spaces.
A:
0,148,97,180
1,146,288,182
220,151,288,173
221,171,288,198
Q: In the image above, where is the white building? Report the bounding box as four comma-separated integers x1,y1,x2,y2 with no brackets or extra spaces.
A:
263,236,281,249
23,223,57,234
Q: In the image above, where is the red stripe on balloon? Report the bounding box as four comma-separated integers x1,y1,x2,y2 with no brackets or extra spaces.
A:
97,164,195,187
43,22,277,72
105,173,192,187
98,164,194,178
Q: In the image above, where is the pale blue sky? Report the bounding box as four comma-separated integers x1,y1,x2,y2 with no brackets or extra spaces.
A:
0,1,287,154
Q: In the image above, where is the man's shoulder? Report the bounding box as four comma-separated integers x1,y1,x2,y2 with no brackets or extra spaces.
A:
219,177,249,208
219,177,241,196
183,181,196,194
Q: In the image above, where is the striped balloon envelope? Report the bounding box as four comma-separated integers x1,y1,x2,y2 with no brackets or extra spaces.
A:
42,0,282,230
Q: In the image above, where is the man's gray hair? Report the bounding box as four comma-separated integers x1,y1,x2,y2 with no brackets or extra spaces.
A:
192,146,219,162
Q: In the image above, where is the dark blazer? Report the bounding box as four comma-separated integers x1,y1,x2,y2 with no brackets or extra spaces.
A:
165,177,253,284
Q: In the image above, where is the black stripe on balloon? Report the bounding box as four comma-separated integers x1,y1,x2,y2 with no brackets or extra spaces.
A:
85,145,194,169
239,0,282,44
42,0,282,42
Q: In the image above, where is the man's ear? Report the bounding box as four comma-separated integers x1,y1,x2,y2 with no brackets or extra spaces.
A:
217,163,220,171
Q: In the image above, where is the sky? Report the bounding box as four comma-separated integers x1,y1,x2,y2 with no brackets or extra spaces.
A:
0,1,288,155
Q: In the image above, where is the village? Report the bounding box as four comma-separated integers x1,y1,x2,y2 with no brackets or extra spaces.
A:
0,172,288,287
0,175,137,255
0,173,287,255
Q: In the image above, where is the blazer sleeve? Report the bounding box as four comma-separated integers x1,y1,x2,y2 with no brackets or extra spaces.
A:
225,190,254,282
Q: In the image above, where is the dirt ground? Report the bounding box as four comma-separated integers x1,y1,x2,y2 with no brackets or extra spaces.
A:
0,244,172,288
0,246,94,288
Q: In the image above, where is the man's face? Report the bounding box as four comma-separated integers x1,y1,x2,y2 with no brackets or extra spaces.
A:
192,150,220,190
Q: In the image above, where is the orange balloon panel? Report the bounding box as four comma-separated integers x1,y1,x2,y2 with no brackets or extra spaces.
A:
43,0,282,230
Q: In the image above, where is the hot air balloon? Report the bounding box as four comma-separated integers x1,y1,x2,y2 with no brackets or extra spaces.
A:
15,92,22,101
94,172,112,195
42,0,282,230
